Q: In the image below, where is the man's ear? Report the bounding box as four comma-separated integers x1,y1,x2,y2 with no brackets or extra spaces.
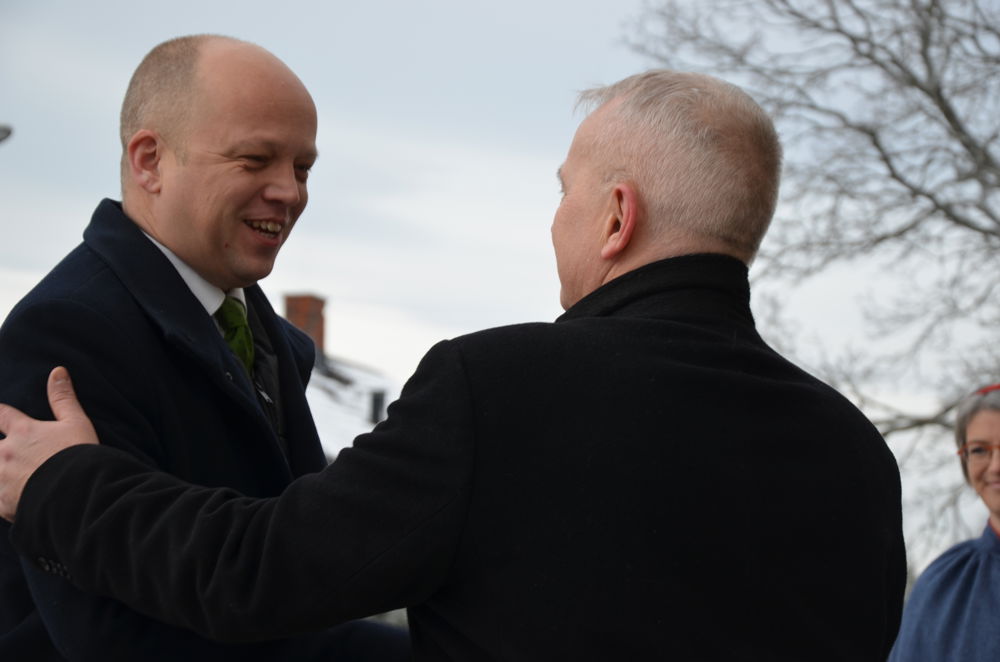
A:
600,181,639,260
125,130,165,194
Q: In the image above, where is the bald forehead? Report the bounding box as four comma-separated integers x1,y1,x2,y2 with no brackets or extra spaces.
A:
198,39,279,76
190,39,314,112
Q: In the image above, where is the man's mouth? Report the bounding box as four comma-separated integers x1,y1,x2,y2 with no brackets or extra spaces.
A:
245,219,283,238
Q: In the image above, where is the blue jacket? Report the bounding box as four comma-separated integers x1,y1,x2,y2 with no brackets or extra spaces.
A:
889,524,1000,661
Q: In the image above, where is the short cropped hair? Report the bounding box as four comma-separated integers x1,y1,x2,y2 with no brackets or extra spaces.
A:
578,70,782,259
118,34,235,185
954,387,1000,481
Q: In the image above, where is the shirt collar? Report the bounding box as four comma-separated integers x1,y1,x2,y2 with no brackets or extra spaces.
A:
141,232,247,316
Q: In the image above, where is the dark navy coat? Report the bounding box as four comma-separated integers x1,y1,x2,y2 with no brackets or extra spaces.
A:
0,199,362,661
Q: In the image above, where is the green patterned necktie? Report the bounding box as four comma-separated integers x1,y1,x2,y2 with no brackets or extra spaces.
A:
215,296,255,376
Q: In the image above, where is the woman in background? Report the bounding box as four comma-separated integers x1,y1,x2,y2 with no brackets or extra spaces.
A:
889,385,1000,661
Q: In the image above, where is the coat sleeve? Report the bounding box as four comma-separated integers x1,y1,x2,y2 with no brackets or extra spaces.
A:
2,296,408,659
11,339,476,642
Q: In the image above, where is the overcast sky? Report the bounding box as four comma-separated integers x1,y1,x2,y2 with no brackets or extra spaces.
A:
0,0,883,386
0,0,665,384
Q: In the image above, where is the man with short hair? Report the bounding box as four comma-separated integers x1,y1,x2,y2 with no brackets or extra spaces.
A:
0,35,408,661
0,70,906,660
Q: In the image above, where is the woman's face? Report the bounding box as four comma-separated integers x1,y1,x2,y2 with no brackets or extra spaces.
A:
965,409,1000,530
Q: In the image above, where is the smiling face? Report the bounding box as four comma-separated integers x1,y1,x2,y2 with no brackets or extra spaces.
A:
145,41,318,291
965,409,1000,531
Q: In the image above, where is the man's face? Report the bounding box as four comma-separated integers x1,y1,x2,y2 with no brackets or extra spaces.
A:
150,44,318,292
551,110,611,310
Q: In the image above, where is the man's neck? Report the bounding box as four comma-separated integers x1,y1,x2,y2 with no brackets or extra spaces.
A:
141,230,247,317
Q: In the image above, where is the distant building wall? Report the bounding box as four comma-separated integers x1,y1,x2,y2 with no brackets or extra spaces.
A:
285,293,326,353
286,292,390,428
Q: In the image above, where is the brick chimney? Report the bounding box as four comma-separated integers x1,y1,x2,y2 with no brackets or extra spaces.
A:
285,294,326,354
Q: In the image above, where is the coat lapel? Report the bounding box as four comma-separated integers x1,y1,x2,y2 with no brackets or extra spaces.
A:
81,199,288,460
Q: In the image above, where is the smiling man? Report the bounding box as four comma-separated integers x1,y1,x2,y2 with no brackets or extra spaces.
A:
125,38,316,293
0,35,408,661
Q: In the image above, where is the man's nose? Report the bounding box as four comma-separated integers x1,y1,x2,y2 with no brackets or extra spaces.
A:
263,164,303,206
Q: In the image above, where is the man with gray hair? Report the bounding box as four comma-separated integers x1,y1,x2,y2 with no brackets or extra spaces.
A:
0,69,906,660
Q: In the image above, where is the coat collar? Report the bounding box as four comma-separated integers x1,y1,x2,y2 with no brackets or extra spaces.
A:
82,199,273,395
81,199,322,476
83,199,225,348
557,253,754,325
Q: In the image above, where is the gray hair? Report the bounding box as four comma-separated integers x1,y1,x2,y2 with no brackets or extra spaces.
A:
577,70,782,260
954,386,1000,481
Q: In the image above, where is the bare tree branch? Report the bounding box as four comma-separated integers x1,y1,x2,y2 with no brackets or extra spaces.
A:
628,0,1000,574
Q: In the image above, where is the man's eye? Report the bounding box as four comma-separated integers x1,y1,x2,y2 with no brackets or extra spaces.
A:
969,445,990,456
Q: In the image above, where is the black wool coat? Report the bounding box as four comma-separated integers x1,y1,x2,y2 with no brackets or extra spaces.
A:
12,252,906,661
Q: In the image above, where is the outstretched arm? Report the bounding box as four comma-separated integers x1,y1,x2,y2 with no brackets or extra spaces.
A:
1,342,475,642
1,366,411,661
0,367,97,521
